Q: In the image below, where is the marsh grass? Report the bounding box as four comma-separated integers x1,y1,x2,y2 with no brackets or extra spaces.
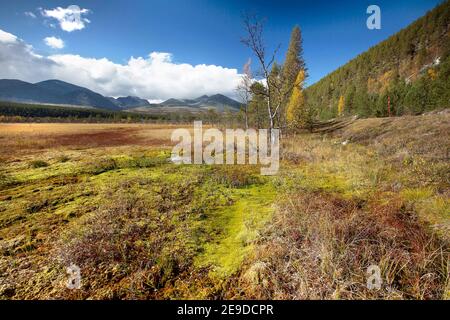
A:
13,160,275,299
235,191,448,299
57,192,194,295
0,113,448,299
230,112,450,300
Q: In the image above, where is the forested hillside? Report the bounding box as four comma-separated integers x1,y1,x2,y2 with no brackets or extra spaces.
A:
0,101,164,123
306,1,450,119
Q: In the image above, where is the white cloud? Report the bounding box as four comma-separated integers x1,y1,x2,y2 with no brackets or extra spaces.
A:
0,31,55,82
0,29,242,101
44,36,65,49
0,30,18,44
148,99,164,104
41,5,90,32
24,11,37,18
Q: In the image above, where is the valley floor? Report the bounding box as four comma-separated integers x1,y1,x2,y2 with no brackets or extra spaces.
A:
0,112,448,299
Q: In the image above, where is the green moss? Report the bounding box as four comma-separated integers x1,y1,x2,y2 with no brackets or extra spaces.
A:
194,183,276,278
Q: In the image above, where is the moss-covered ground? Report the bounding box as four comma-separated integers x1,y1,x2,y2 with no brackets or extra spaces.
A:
0,114,448,299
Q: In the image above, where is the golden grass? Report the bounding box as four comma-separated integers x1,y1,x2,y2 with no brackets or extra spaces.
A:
0,123,195,160
0,123,181,134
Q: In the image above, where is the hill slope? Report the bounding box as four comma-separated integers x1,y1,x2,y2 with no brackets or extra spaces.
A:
0,79,120,110
306,1,450,119
0,79,62,104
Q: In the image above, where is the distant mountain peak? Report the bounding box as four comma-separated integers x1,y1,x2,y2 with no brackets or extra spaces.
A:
160,98,184,106
158,94,241,111
114,96,150,108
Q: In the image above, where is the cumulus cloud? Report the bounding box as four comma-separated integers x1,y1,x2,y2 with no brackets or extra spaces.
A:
0,29,242,101
44,36,64,49
41,5,90,32
0,30,55,82
0,30,18,44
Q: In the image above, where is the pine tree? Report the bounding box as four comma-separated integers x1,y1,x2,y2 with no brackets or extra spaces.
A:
282,26,306,90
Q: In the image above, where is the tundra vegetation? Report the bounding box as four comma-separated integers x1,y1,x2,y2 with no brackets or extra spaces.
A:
0,111,448,299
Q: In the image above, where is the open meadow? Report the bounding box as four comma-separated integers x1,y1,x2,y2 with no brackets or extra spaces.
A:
0,112,449,299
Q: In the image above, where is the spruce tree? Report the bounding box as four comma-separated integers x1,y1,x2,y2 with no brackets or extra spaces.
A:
282,26,306,90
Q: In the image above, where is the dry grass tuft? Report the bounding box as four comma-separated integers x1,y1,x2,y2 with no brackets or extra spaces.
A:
209,166,262,188
236,192,449,299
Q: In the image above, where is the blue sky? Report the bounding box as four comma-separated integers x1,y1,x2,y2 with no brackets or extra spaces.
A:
0,0,443,100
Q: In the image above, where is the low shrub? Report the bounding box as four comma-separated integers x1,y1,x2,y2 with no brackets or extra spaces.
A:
30,160,49,168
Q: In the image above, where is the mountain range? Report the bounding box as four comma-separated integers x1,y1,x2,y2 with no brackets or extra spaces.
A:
159,94,241,111
0,79,242,112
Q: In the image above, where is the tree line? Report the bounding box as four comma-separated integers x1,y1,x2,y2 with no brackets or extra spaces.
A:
0,101,230,124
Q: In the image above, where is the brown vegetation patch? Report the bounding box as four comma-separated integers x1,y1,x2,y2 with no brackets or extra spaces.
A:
233,192,449,299
0,124,177,158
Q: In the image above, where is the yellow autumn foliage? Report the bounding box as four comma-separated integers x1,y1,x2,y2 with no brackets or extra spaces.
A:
286,69,306,128
428,68,437,80
338,95,344,116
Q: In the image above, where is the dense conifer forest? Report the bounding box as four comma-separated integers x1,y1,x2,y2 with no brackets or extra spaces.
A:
305,1,450,119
